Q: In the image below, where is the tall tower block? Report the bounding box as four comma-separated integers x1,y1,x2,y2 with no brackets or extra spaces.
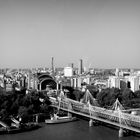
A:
51,57,54,76
79,59,83,75
71,63,74,68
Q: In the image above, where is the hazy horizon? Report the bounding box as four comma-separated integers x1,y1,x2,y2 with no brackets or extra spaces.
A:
0,0,140,69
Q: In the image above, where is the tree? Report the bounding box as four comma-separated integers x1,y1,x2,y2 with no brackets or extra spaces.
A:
121,88,135,107
0,109,8,121
120,80,127,91
73,89,84,101
22,95,32,107
122,88,134,101
63,86,76,100
18,106,29,123
40,104,50,113
96,88,110,107
109,87,122,105
96,88,121,107
0,86,5,94
0,87,51,122
10,99,19,115
18,106,28,118
86,85,99,98
134,90,140,98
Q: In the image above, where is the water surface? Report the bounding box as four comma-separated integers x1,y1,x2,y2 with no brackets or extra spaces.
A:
0,119,139,140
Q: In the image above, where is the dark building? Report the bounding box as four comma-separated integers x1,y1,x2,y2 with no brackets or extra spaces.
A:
79,59,83,75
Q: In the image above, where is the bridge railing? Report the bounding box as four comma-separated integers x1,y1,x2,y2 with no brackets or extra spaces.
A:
49,97,140,129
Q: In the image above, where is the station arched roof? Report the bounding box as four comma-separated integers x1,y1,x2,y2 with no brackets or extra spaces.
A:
37,73,54,81
37,73,56,90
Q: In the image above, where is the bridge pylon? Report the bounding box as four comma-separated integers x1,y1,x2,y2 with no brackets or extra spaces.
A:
112,98,130,137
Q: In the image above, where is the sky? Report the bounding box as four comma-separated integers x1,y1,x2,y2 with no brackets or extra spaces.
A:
0,0,140,69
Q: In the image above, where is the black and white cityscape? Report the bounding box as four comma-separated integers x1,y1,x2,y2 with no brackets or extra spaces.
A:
1,0,140,140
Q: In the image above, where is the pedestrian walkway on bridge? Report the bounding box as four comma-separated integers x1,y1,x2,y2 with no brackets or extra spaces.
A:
49,89,140,137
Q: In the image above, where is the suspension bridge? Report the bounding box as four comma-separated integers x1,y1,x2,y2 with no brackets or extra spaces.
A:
49,89,140,137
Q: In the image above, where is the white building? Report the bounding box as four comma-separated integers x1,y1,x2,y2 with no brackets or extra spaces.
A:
108,74,140,92
108,76,120,89
70,77,83,88
0,74,4,79
89,69,94,74
128,76,139,92
83,76,91,85
115,68,119,76
0,80,4,88
64,67,73,77
71,75,92,88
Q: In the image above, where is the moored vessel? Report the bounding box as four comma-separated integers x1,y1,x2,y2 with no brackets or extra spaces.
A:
45,114,77,124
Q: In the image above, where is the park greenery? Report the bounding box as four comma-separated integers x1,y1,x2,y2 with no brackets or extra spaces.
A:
95,87,140,108
0,87,51,122
64,85,140,109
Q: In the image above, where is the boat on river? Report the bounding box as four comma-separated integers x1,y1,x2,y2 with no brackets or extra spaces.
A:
46,90,77,124
45,114,77,124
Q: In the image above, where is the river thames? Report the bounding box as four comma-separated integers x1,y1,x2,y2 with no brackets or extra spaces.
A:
0,119,140,140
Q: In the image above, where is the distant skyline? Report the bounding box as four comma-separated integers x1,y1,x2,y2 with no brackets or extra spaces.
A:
0,0,140,69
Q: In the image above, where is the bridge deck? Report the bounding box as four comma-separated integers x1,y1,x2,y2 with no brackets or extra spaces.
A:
50,97,140,133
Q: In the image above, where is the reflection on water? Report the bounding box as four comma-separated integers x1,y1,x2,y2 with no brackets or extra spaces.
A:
0,119,140,140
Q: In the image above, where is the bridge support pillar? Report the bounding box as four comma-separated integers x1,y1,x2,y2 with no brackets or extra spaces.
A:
35,114,39,123
119,128,124,137
89,119,93,127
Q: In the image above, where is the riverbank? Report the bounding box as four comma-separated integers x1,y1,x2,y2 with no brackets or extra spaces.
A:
0,122,40,135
